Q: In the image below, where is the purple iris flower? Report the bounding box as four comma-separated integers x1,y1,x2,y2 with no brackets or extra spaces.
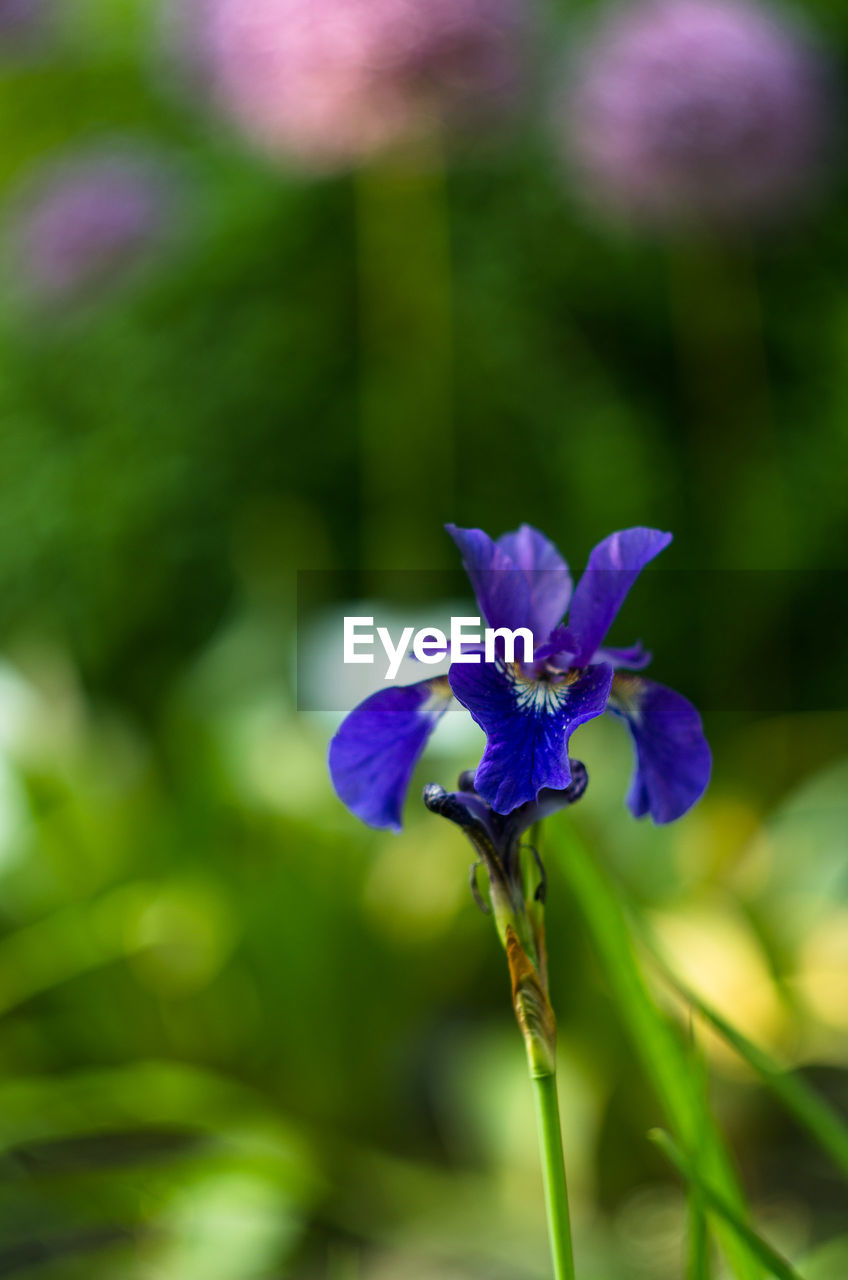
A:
329,524,711,831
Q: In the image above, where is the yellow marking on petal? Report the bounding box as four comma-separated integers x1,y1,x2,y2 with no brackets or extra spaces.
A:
611,672,644,721
419,676,453,719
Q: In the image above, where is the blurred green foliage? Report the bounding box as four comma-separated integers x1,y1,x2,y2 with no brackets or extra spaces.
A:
0,0,846,1276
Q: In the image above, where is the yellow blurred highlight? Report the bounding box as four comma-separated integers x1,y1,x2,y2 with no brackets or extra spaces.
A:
795,910,848,1040
440,1024,603,1224
148,1168,301,1280
125,878,238,997
362,827,468,942
615,1184,687,1280
363,1255,478,1280
242,713,328,816
0,878,239,1017
215,703,334,822
647,900,785,1072
672,795,763,883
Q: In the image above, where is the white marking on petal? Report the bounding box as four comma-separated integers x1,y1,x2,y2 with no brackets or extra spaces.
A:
508,664,573,717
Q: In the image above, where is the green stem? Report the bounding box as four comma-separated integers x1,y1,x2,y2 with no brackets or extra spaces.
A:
651,1130,803,1280
532,1070,576,1280
689,1186,712,1280
503,915,574,1279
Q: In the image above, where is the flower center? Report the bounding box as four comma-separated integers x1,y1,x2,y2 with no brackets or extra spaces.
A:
511,665,573,715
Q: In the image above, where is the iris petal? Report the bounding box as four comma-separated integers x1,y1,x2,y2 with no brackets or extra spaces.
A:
501,762,590,845
596,641,653,670
446,522,572,641
328,676,452,831
449,657,613,814
495,523,573,637
610,675,712,824
567,527,672,664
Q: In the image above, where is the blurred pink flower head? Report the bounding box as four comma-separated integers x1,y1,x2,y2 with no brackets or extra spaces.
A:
563,0,833,229
198,0,529,170
6,144,180,306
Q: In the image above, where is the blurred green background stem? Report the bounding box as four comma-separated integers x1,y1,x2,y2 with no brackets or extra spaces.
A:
552,821,763,1280
668,237,789,564
355,138,454,574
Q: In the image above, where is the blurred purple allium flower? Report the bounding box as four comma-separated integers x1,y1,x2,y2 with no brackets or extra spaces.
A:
563,0,832,228
0,0,49,52
0,0,43,33
197,0,529,170
5,144,179,306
